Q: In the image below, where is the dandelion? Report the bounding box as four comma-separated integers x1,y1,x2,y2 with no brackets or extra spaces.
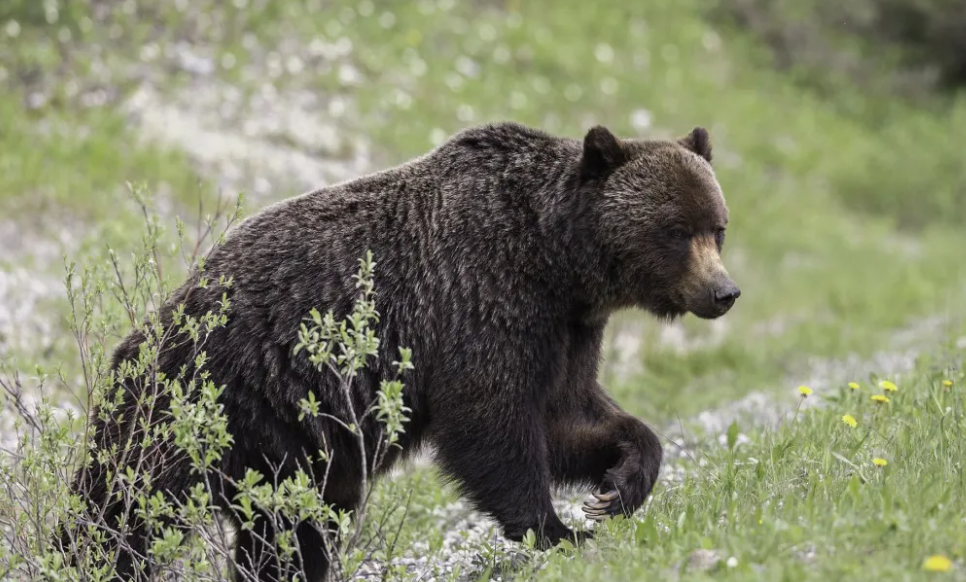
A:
798,386,813,397
880,380,898,392
922,554,953,573
841,414,857,428
848,382,860,390
871,394,890,404
942,380,953,388
872,457,888,467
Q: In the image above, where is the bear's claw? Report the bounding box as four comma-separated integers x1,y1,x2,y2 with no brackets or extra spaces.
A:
593,490,619,502
582,488,624,521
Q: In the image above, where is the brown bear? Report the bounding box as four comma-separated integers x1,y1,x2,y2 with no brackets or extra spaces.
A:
65,121,739,581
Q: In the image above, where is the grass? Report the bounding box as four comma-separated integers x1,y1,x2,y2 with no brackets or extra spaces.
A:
536,367,966,581
2,0,966,579
364,338,966,581
0,93,204,218
373,332,966,581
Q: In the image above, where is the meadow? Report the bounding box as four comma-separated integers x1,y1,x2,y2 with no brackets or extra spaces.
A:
1,1,964,580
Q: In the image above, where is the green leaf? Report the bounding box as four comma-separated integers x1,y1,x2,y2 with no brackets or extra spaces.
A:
849,474,861,499
727,420,740,451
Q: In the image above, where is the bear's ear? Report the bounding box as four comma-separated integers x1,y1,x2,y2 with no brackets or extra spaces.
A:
580,125,628,181
678,126,712,163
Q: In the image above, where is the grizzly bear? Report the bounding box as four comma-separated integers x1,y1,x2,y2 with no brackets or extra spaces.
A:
64,121,739,581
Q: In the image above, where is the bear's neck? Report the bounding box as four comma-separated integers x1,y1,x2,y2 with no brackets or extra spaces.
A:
529,166,629,323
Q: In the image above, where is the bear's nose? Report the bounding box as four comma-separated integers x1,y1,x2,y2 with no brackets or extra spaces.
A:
713,284,741,308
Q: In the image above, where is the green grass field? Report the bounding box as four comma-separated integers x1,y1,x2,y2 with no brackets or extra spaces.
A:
2,0,965,579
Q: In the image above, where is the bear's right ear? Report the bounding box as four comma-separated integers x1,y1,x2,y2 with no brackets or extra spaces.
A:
580,125,628,181
678,126,712,163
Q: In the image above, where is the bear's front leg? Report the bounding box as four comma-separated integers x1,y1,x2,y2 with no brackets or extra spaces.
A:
582,418,663,521
430,366,591,549
547,393,663,521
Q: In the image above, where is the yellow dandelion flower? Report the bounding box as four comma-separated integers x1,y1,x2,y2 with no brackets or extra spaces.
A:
922,554,953,573
841,414,857,428
848,382,860,390
798,386,813,397
880,380,898,392
871,394,890,404
942,380,953,388
872,457,888,467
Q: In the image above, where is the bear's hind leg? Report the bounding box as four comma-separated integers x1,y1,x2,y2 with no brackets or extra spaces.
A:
293,522,331,582
230,510,332,582
62,418,200,582
232,512,280,582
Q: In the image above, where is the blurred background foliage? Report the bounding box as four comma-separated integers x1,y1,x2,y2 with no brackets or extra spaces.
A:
4,0,966,228
1,0,965,418
714,0,966,96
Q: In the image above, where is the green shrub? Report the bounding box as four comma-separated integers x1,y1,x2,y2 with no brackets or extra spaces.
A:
0,185,414,581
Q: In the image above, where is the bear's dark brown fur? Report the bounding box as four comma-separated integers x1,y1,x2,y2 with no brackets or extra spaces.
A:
66,121,739,581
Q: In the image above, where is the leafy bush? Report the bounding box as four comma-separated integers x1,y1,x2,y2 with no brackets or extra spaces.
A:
0,185,414,581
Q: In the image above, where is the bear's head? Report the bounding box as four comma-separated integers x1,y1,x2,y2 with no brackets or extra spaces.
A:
579,125,740,320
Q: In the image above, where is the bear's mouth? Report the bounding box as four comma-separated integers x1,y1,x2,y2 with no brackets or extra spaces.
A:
688,297,736,320
690,306,729,320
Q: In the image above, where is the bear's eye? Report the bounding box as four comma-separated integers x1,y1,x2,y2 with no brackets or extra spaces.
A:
668,227,691,241
715,228,726,247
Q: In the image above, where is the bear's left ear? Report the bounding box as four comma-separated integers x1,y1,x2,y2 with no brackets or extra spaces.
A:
678,126,712,163
580,125,628,181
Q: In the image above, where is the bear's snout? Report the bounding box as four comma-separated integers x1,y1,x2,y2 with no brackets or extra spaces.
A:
712,279,741,312
680,236,739,319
